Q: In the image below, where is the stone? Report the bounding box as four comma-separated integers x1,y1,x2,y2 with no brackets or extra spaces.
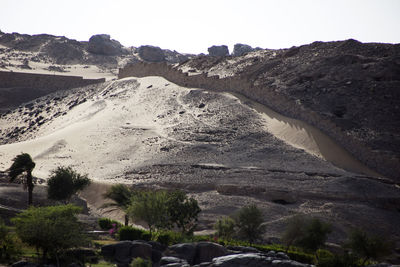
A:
226,245,261,253
11,261,39,267
208,45,229,57
88,34,123,56
166,243,197,264
138,45,165,62
271,259,311,266
160,256,189,265
232,43,254,56
130,241,153,260
211,253,272,267
101,241,152,266
194,242,229,265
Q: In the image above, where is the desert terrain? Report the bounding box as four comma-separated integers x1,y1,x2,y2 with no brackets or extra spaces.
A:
0,32,399,249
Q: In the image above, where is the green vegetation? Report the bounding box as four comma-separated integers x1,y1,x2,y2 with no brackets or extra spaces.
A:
295,218,332,255
0,219,21,261
128,190,170,236
98,217,122,230
12,205,86,264
127,189,201,238
103,184,133,226
130,257,152,267
214,216,235,240
47,166,91,202
166,190,201,235
118,226,148,241
346,229,392,265
8,153,36,205
234,204,266,243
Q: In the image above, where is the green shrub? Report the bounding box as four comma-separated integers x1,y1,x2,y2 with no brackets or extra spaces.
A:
130,257,152,267
141,232,151,241
98,218,121,230
47,166,91,202
12,205,85,262
118,226,145,241
156,232,172,245
234,204,265,243
316,249,360,267
214,216,235,240
0,220,22,261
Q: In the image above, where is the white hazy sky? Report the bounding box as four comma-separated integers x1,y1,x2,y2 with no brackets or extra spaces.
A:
1,0,399,54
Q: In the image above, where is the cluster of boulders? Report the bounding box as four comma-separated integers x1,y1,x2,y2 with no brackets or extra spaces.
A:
101,240,314,267
207,44,260,57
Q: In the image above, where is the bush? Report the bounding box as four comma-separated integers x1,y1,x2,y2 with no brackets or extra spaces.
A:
118,226,146,241
98,218,122,230
12,205,86,263
166,190,201,235
234,204,265,243
47,166,91,202
141,232,152,241
294,218,332,253
131,257,152,267
346,229,392,265
214,216,235,240
0,220,21,260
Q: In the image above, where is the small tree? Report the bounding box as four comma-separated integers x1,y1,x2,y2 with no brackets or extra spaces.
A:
12,205,85,265
282,215,307,252
214,216,236,240
346,229,392,265
166,190,201,235
47,166,91,203
234,204,265,243
103,184,133,226
127,190,170,237
8,153,36,205
295,218,332,257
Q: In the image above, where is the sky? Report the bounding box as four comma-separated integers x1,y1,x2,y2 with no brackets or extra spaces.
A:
1,0,399,54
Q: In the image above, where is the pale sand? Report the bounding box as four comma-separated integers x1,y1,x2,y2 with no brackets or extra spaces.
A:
0,76,380,183
230,93,381,177
0,62,116,80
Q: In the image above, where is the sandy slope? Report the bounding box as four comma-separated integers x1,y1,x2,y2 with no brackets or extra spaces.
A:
0,76,377,179
1,76,398,244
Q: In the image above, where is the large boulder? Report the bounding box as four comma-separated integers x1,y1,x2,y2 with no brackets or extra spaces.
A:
138,45,165,62
101,241,153,266
232,43,254,56
210,253,271,267
208,45,229,57
194,242,228,265
88,34,123,56
165,243,197,264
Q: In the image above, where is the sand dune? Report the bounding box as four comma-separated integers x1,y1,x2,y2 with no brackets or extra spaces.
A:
0,76,379,180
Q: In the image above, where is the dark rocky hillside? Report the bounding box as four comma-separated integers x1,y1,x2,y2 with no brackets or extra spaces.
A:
178,39,400,180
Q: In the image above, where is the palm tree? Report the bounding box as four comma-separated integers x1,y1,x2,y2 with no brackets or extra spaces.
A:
103,184,133,226
9,153,36,205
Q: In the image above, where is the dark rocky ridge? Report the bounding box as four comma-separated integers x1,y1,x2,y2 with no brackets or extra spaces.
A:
0,31,192,67
176,39,400,180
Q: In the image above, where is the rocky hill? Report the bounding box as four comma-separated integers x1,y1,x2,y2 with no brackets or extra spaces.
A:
0,31,192,69
175,39,400,180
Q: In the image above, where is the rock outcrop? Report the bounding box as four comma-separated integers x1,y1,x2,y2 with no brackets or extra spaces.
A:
138,45,166,62
87,34,124,56
208,45,229,57
232,43,254,56
101,241,312,267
